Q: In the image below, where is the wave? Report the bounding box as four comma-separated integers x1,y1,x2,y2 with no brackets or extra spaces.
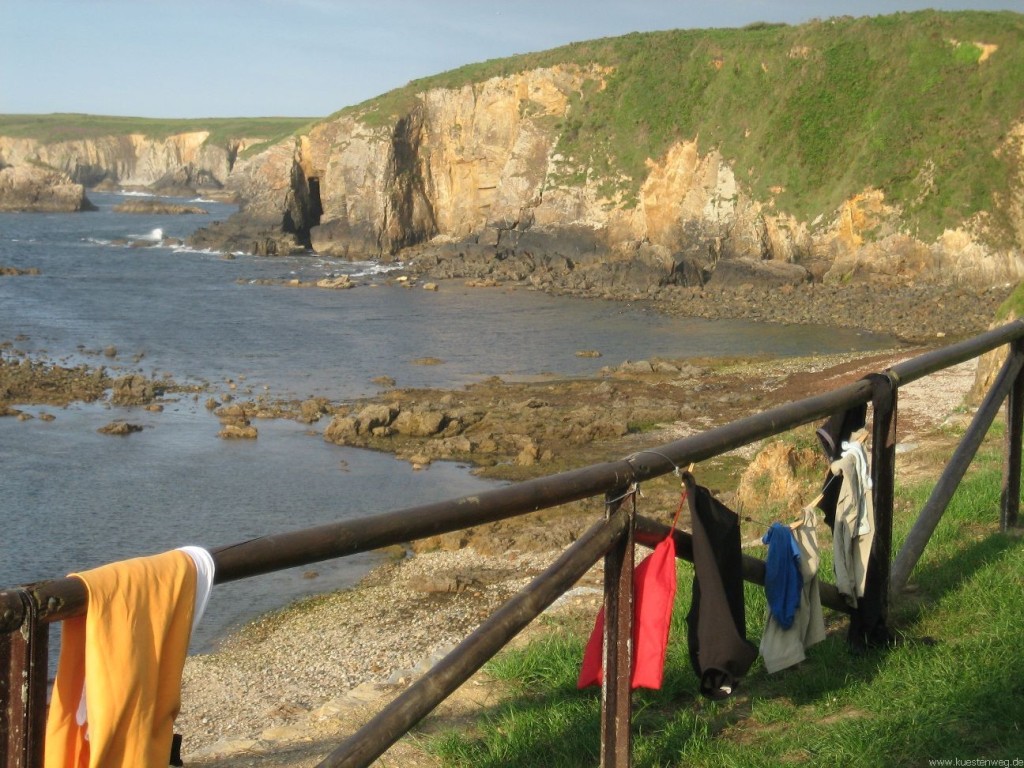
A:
129,227,164,243
115,190,156,198
171,245,217,255
171,245,252,259
349,261,405,278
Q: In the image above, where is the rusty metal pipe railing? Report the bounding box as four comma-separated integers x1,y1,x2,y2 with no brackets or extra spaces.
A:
317,504,631,767
3,321,1021,634
890,342,1024,594
886,320,1024,386
1002,339,1024,530
600,488,636,767
0,592,47,768
0,375,879,634
213,375,887,583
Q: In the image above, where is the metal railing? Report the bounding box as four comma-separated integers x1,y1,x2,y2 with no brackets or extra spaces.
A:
3,321,1023,767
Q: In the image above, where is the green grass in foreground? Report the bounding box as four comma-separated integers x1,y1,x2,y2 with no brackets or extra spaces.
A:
430,435,1024,766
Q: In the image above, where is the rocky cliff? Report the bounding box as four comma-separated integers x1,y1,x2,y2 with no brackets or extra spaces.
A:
7,12,1022,292
0,132,251,195
200,55,1024,292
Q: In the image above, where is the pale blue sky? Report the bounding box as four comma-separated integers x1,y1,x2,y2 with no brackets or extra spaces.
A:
3,0,1021,118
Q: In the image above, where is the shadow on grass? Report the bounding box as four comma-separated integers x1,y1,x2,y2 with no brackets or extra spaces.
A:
891,525,1023,627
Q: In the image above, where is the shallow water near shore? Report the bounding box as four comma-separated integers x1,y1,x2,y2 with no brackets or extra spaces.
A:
0,404,494,652
0,191,901,653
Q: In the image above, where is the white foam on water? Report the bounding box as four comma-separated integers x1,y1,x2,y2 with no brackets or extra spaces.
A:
349,261,404,277
172,245,225,256
142,227,164,242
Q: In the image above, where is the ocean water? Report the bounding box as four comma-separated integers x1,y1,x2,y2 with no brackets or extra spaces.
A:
0,191,900,650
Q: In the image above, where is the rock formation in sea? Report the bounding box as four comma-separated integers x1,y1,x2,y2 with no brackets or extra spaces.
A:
0,164,95,212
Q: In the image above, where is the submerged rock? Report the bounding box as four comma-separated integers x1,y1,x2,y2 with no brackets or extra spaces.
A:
98,421,143,436
112,199,208,215
110,374,160,406
218,424,258,439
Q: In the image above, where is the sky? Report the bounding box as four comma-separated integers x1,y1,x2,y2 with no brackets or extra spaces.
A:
3,0,1021,119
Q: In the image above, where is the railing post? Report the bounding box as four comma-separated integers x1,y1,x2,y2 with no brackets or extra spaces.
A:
891,347,1024,595
0,590,48,768
601,486,635,768
864,373,898,638
1002,340,1024,531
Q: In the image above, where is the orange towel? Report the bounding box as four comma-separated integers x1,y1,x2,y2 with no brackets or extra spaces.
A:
44,550,197,768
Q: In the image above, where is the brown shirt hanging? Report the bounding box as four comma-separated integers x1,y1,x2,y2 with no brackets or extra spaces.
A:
683,473,758,699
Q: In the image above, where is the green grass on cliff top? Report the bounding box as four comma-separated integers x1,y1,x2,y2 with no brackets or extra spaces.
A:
351,10,1024,245
0,113,314,150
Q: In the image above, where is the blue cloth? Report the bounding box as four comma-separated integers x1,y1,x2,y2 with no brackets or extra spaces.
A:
762,523,803,630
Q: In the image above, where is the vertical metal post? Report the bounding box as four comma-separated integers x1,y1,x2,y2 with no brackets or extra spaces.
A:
0,591,48,768
867,373,898,633
600,486,635,768
1002,341,1024,531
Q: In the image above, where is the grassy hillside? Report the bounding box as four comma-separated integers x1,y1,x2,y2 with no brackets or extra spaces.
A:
352,10,1024,245
0,113,314,150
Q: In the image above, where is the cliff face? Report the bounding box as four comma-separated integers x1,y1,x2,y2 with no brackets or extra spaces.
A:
0,132,244,190
218,63,1024,289
296,66,602,258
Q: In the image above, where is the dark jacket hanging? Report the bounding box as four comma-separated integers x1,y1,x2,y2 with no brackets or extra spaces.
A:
684,473,757,699
815,403,867,529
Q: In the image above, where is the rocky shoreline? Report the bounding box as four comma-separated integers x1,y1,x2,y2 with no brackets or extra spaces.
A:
398,248,1013,345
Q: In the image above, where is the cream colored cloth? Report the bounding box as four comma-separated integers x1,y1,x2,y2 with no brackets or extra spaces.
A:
830,446,875,607
45,550,198,768
760,506,827,673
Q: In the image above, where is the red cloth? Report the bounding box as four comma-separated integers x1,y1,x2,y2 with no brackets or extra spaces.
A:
577,535,677,690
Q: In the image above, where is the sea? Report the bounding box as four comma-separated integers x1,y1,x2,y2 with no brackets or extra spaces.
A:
0,191,901,652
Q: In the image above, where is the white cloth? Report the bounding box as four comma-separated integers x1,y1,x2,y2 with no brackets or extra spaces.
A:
759,506,827,673
840,440,873,536
830,448,875,606
177,545,215,636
